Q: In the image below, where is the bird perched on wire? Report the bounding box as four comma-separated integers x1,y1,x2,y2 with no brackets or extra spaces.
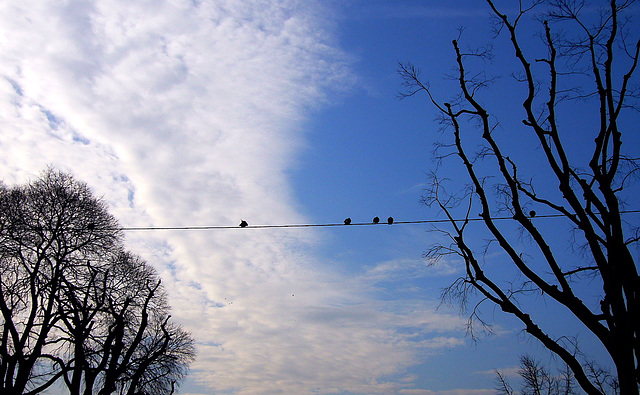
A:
373,216,380,224
529,210,536,218
344,218,352,225
387,216,394,225
239,220,248,228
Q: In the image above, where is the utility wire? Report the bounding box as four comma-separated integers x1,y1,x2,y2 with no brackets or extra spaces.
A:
118,210,640,231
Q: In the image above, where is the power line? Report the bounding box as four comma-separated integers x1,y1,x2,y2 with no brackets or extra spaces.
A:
119,210,640,231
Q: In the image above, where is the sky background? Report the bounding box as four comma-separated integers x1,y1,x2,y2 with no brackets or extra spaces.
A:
1,1,637,394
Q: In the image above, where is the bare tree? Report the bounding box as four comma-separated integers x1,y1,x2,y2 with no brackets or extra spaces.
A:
0,169,195,394
494,368,515,395
495,355,577,395
399,1,639,394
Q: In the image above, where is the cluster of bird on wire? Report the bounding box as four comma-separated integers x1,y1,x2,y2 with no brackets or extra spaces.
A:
238,216,394,228
344,216,394,225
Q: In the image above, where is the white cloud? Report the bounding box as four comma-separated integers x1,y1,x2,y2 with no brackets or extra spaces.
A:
0,0,466,393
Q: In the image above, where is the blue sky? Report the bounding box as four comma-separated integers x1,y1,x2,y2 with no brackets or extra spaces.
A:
1,0,636,394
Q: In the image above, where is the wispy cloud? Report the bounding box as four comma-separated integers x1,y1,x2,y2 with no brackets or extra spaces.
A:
477,366,520,378
0,0,467,393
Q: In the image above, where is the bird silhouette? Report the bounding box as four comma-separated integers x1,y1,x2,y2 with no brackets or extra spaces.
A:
344,218,352,225
387,216,394,225
373,216,380,224
529,210,536,218
239,220,248,228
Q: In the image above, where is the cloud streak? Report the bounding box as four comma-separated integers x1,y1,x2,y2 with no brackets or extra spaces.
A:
0,0,467,393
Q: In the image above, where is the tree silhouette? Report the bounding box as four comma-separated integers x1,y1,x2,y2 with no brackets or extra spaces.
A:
399,1,639,394
0,169,195,394
495,355,578,395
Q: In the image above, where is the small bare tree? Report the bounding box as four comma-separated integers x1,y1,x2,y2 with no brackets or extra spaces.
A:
0,169,195,394
495,355,577,395
399,1,639,394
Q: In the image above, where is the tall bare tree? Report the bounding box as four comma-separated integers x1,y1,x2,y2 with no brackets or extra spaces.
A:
399,1,639,394
0,169,195,394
